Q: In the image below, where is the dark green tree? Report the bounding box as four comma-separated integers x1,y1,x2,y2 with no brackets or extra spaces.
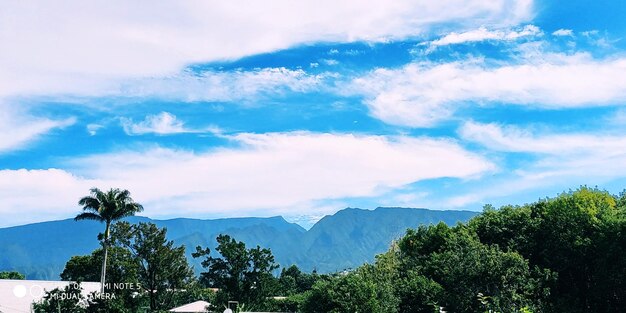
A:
193,234,279,309
75,188,143,293
469,187,626,312
61,247,139,284
60,246,142,313
300,271,395,313
398,223,553,313
111,222,194,311
0,271,25,279
278,265,318,296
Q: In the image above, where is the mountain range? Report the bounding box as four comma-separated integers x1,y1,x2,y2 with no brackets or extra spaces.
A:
0,207,477,280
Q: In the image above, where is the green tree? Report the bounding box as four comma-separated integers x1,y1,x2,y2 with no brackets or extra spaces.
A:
193,234,279,309
396,273,442,313
278,265,318,296
111,222,194,311
61,254,99,282
0,271,25,279
300,271,395,313
398,224,552,313
61,247,139,284
75,188,143,293
470,187,626,312
60,246,142,313
427,235,551,313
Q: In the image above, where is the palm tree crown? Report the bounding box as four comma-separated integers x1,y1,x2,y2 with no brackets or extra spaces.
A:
76,188,144,227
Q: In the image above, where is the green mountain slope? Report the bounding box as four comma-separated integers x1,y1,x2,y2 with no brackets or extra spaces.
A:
0,208,476,279
285,207,477,272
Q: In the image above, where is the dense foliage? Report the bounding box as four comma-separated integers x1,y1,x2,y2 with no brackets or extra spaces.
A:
193,234,280,310
33,186,625,312
295,187,625,313
0,271,25,279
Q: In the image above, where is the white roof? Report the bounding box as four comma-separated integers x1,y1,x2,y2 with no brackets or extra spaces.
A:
169,300,211,312
0,279,100,313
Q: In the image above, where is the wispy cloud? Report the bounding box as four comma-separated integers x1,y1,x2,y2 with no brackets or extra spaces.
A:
121,112,186,135
122,68,327,102
426,24,541,51
0,105,75,153
447,121,626,208
0,132,493,226
121,112,221,136
0,66,328,104
552,29,574,37
460,121,626,154
0,0,532,98
86,124,104,136
349,53,626,127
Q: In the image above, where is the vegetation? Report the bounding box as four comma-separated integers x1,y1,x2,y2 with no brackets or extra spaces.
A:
193,234,280,310
75,188,144,293
111,221,196,311
295,187,625,313
31,186,626,312
0,271,25,279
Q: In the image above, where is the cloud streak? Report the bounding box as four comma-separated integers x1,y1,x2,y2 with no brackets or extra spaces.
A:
120,112,221,135
0,105,75,153
446,122,626,208
349,53,626,127
426,24,541,51
0,132,493,226
0,0,532,98
460,121,626,154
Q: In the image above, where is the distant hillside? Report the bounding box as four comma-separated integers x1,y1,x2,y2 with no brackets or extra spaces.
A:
0,208,477,279
285,207,477,272
0,216,305,280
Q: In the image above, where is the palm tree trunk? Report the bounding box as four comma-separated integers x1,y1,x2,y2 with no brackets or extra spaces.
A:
100,222,110,293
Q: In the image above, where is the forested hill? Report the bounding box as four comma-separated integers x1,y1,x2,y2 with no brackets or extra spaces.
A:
0,207,476,279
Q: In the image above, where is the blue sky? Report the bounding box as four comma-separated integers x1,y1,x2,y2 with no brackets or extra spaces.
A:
1,0,626,228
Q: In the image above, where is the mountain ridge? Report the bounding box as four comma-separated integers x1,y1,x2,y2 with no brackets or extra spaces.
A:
0,207,478,279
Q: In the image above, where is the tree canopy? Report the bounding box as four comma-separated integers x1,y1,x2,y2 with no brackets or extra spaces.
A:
0,271,25,279
193,234,280,309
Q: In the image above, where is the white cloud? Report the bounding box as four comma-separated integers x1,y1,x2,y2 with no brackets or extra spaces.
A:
121,111,221,135
552,29,574,37
124,67,326,102
0,0,532,98
0,132,493,226
427,24,541,50
0,169,98,227
122,112,184,135
320,59,340,66
1,66,327,103
86,124,104,136
449,122,626,207
460,121,626,154
349,53,626,127
0,105,75,153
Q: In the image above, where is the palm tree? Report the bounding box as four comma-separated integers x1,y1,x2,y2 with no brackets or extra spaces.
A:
75,187,144,293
